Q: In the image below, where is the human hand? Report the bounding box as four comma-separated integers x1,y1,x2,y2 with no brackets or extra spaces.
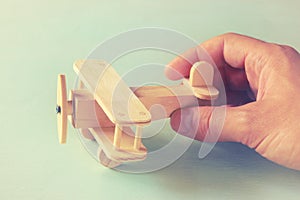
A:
165,33,300,171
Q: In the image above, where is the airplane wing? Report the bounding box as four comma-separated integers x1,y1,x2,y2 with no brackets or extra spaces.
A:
73,60,151,125
88,127,147,165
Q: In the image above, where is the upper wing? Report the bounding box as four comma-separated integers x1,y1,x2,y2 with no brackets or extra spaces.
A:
73,60,151,125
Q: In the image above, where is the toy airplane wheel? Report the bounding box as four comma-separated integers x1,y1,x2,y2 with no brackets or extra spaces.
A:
98,148,121,168
56,74,72,144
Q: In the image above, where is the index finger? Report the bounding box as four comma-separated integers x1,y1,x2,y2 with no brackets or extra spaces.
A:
165,33,267,82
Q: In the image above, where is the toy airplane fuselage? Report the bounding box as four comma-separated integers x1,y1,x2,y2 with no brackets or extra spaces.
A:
56,60,219,168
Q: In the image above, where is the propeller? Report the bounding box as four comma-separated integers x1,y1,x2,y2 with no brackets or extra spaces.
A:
56,74,72,144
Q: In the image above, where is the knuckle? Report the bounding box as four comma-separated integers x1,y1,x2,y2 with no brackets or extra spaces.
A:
261,43,299,68
218,32,240,42
279,44,298,53
222,32,238,37
267,43,298,57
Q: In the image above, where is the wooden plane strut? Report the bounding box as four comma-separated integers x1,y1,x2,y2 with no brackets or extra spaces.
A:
56,60,219,168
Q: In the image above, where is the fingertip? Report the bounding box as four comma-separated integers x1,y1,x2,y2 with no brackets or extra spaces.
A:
165,54,194,80
170,108,195,137
164,64,184,80
170,109,181,132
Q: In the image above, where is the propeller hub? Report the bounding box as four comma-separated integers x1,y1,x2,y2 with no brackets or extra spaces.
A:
56,105,61,114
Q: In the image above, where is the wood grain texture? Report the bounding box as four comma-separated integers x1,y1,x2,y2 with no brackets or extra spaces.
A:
57,74,68,144
189,61,219,100
70,60,220,166
88,127,147,164
133,126,143,150
133,84,211,120
73,60,151,125
71,85,212,128
113,124,123,148
71,90,114,128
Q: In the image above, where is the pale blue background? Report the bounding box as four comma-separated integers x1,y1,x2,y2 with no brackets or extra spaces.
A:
1,0,300,199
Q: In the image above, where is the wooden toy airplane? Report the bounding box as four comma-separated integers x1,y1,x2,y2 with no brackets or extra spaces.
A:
56,60,219,168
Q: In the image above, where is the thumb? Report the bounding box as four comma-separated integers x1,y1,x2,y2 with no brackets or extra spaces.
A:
170,105,251,143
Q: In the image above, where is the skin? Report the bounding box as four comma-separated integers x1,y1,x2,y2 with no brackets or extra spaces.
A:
165,33,300,171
